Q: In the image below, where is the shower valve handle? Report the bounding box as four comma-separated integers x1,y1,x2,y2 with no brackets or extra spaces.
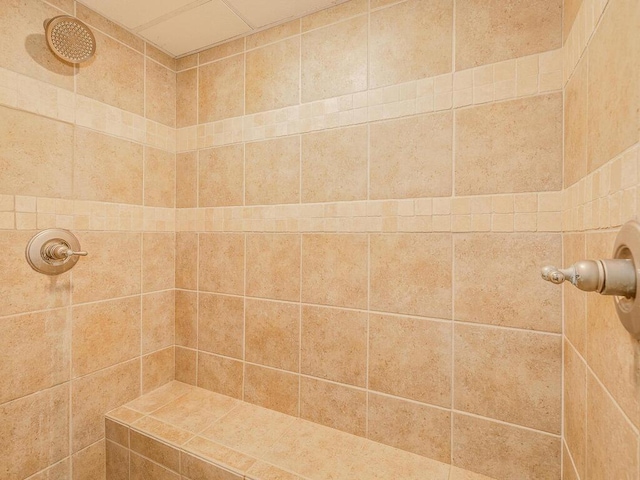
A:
541,259,636,297
43,243,88,261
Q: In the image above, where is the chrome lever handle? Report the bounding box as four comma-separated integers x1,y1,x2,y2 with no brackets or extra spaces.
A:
540,265,574,285
44,243,88,261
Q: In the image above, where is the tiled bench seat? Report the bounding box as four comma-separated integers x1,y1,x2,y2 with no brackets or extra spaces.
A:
105,381,494,480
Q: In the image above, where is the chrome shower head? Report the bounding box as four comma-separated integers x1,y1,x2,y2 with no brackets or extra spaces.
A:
44,15,96,64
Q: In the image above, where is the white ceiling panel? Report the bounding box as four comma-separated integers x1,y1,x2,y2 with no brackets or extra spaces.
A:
78,0,201,29
139,0,251,56
225,0,342,28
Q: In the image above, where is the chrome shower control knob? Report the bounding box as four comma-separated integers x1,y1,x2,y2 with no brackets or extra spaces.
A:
26,229,88,275
43,242,88,261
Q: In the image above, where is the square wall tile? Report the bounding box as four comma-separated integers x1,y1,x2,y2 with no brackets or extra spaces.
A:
199,54,244,123
370,112,453,199
144,147,176,208
142,347,175,394
370,233,452,319
455,0,561,69
244,364,299,416
245,136,300,205
176,290,197,348
142,290,175,354
454,323,562,434
199,233,244,295
246,299,300,372
176,232,198,290
246,233,301,301
369,314,451,406
301,305,367,386
564,340,586,479
176,152,198,208
146,59,176,127
301,234,368,309
302,125,368,203
369,0,452,88
301,15,368,102
454,233,562,332
198,293,244,359
564,56,588,188
563,0,583,41
72,440,106,480
175,347,197,385
199,145,244,207
198,352,243,399
563,233,586,354
177,69,197,128
455,94,563,195
143,232,176,293
246,37,300,114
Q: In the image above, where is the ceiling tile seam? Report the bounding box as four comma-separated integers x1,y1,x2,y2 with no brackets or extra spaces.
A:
220,0,258,29
131,0,212,33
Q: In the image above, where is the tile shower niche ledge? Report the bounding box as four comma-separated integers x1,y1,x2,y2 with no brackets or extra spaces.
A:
105,381,494,480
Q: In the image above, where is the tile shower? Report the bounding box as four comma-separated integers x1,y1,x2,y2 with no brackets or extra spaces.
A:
0,0,638,479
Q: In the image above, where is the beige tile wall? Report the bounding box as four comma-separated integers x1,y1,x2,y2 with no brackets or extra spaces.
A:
0,1,176,479
174,1,566,479
561,0,640,480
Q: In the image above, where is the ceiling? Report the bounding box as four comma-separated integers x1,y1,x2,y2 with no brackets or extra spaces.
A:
76,0,347,57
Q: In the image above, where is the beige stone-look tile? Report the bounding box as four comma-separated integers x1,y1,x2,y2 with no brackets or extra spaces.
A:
183,436,257,474
106,440,128,480
177,53,197,71
452,413,560,479
142,346,175,393
564,56,588,188
301,305,367,386
198,352,243,399
302,125,368,203
586,232,640,429
146,43,175,69
144,147,176,208
198,293,244,359
0,384,69,480
301,15,368,102
130,429,180,472
199,233,244,295
246,37,300,114
0,231,71,317
244,364,299,415
246,234,301,301
176,151,197,208
562,444,580,480
130,452,179,480
199,38,245,64
454,323,562,433
246,299,300,371
370,112,453,199
202,402,296,458
563,0,583,42
302,0,367,31
142,290,176,355
587,372,639,479
0,0,74,89
454,233,562,332
143,232,175,293
124,380,193,414
370,0,452,88
175,346,197,386
199,144,244,207
455,0,561,69
449,466,496,480
247,19,300,49
72,359,140,451
105,418,129,447
564,340,586,479
72,296,141,377
73,232,141,304
72,439,105,480
369,314,451,406
176,290,197,348
176,232,197,290
245,137,300,205
132,416,194,445
299,376,366,436
177,68,197,128
246,461,304,480
199,54,244,123
0,107,73,198
367,392,451,462
455,94,563,195
587,0,640,171
106,405,145,424
564,233,587,355
27,458,71,480
74,128,143,204
301,234,368,309
77,30,144,115
370,233,452,318
146,59,176,127
0,308,69,404
77,3,144,52
181,452,244,480
151,387,239,434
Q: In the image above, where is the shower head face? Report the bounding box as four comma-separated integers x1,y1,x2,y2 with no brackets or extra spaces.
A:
44,15,96,64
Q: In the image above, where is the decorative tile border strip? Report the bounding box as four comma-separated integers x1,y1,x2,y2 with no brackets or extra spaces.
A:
562,143,639,232
177,49,563,152
0,67,176,153
0,195,175,232
174,192,562,233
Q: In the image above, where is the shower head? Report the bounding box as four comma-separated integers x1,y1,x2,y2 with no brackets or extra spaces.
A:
44,15,96,64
